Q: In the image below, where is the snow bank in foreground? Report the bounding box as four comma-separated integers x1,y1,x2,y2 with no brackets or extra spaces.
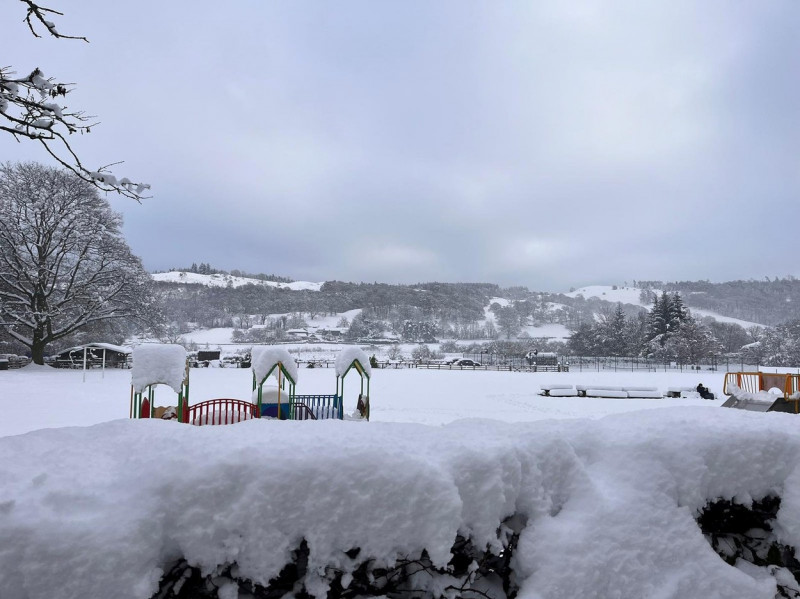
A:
1,408,799,598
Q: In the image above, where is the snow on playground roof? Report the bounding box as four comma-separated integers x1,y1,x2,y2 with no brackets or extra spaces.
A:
131,344,186,394
335,346,371,378
252,346,298,384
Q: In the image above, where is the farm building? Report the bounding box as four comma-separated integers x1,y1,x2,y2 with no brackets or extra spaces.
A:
52,343,132,369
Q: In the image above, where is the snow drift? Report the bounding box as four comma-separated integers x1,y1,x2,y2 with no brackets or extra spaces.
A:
1,408,800,598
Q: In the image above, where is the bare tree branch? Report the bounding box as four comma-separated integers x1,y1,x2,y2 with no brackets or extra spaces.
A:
18,0,88,42
1,2,150,201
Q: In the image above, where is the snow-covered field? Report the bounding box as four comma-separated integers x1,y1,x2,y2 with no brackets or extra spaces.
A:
2,366,799,598
0,366,725,436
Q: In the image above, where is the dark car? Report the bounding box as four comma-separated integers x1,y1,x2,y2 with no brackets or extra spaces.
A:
452,359,481,367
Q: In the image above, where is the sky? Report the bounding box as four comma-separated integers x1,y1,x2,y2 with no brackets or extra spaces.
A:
2,1,799,291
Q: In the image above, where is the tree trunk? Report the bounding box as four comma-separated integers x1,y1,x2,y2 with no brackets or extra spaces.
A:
31,341,46,365
31,326,47,365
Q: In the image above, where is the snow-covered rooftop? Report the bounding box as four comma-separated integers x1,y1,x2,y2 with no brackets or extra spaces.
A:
131,344,186,394
59,342,132,355
251,346,299,385
335,346,372,378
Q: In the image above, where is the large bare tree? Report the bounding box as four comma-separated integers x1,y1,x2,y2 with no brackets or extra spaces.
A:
1,1,148,200
0,162,157,363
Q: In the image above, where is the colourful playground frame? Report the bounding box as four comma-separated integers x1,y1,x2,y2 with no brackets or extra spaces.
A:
130,344,372,425
130,360,190,422
336,355,371,420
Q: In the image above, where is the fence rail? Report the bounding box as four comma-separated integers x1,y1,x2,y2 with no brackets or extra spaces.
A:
294,357,800,374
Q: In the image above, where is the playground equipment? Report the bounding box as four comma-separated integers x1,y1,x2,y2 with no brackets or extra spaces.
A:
251,346,372,420
130,344,190,422
130,344,372,425
335,347,371,420
722,372,800,413
252,346,302,419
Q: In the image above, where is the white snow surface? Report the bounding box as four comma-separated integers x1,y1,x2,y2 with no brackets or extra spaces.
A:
251,346,299,385
1,407,798,598
130,344,186,394
335,346,372,378
152,271,323,291
2,367,800,598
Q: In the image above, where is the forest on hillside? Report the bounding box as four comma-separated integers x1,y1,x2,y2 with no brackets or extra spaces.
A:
636,278,800,325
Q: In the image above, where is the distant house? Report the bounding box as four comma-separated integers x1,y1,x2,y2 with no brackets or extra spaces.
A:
53,343,132,368
318,328,346,340
196,350,221,366
285,329,310,340
525,351,559,366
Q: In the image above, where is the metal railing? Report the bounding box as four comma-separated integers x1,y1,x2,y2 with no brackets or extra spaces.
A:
189,398,258,425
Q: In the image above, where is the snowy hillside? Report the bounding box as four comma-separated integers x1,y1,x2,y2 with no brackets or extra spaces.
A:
152,271,324,291
566,285,764,328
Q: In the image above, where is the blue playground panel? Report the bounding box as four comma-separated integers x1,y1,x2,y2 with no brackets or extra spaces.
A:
260,403,291,419
295,394,343,420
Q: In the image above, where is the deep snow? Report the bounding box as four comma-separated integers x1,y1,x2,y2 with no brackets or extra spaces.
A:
1,366,798,598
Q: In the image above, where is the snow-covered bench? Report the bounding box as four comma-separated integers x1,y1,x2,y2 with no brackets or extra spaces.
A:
576,386,662,399
584,389,628,398
620,387,661,399
576,385,624,397
547,388,579,397
540,384,574,396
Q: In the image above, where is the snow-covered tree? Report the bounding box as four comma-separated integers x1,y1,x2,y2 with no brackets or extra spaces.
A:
753,320,800,367
0,162,157,363
492,304,522,339
1,2,147,200
664,318,721,364
645,292,690,348
600,303,628,356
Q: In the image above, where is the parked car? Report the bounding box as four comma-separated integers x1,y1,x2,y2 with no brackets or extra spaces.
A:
451,359,481,367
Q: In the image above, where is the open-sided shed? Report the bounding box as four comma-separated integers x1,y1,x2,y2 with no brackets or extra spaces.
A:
53,343,131,369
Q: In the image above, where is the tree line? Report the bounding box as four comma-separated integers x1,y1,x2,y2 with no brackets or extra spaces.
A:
566,292,755,363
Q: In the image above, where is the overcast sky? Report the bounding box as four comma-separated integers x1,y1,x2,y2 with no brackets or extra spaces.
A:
3,1,799,291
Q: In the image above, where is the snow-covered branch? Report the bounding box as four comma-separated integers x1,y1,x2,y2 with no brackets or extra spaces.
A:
1,2,150,201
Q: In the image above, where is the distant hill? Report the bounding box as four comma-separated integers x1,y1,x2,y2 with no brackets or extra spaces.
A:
152,271,323,292
150,272,800,346
565,285,764,328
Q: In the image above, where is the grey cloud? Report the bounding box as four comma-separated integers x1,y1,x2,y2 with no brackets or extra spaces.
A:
2,1,799,290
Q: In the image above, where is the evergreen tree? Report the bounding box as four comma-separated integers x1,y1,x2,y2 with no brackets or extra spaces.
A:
605,304,628,356
668,293,690,329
